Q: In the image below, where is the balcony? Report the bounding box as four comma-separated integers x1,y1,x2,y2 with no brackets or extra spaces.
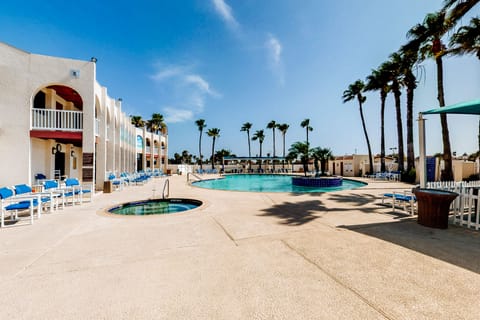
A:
32,108,83,131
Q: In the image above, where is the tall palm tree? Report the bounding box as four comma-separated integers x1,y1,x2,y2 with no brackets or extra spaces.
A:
300,118,313,169
277,123,290,168
408,10,454,180
130,115,145,128
300,119,313,149
252,130,265,169
206,128,220,170
365,66,390,173
399,41,423,174
385,53,406,173
240,122,253,169
266,120,277,170
195,119,207,169
342,80,374,174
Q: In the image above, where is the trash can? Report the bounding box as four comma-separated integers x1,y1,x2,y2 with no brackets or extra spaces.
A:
412,188,458,229
103,180,113,193
166,169,172,175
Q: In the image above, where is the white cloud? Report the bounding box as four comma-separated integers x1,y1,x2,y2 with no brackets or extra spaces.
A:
163,107,194,123
185,74,220,97
266,34,282,66
212,0,239,29
150,63,220,123
265,34,285,85
150,65,186,82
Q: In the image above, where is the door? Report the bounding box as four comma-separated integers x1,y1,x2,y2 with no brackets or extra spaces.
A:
55,152,65,178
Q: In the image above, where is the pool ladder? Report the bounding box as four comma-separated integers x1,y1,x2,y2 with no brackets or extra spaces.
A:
187,172,202,183
162,178,169,199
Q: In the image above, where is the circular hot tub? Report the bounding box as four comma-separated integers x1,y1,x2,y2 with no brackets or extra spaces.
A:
108,198,202,215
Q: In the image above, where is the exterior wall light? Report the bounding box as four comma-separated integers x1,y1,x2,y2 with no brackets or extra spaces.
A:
71,150,76,157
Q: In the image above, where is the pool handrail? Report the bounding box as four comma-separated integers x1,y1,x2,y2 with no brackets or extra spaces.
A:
162,179,169,199
187,173,202,183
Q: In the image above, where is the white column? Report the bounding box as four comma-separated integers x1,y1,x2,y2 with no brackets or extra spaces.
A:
418,113,427,188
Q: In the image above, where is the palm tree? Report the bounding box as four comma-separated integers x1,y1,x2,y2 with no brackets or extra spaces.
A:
450,17,480,150
130,115,145,128
266,120,278,170
195,119,207,169
300,119,313,170
408,10,454,180
277,123,289,168
146,113,165,134
288,142,310,177
399,41,422,174
206,128,220,170
365,66,390,173
252,130,266,169
311,147,334,176
300,119,313,149
384,53,406,173
240,122,253,169
342,80,374,174
450,17,480,152
443,0,480,26
450,17,480,58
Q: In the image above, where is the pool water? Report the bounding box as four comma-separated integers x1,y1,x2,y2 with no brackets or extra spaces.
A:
109,198,202,215
192,174,366,193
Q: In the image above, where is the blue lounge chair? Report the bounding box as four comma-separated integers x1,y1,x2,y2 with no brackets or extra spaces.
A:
382,191,416,215
65,178,93,203
14,184,58,214
0,187,36,227
108,173,125,190
43,180,72,209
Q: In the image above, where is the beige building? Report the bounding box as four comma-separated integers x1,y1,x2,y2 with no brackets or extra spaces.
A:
329,155,398,177
0,42,167,190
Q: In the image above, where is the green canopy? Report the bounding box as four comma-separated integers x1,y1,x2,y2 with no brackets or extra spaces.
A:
421,99,480,115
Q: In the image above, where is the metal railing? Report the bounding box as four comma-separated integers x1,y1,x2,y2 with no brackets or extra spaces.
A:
162,179,169,199
187,172,202,183
32,108,83,131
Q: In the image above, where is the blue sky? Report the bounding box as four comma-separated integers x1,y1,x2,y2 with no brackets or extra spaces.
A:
1,0,479,158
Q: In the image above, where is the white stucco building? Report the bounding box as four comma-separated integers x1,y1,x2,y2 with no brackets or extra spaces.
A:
0,42,168,190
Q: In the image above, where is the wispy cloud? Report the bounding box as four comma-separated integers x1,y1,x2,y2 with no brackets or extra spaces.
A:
151,65,186,82
212,0,239,30
150,63,220,123
163,107,194,123
265,34,285,85
185,74,220,97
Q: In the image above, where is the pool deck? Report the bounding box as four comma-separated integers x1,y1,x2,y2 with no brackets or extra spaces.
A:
1,174,480,319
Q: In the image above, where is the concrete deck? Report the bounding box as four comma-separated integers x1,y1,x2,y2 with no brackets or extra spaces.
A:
1,175,480,319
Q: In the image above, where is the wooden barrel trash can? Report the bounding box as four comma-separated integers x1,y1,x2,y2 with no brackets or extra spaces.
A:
412,188,458,229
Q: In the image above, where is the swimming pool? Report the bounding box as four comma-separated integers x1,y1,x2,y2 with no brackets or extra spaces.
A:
108,198,202,215
192,174,366,193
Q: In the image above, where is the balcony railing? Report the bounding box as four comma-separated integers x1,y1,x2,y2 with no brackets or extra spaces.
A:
32,108,83,131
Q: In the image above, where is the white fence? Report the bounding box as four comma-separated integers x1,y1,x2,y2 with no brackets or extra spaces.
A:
427,180,480,230
32,108,83,131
